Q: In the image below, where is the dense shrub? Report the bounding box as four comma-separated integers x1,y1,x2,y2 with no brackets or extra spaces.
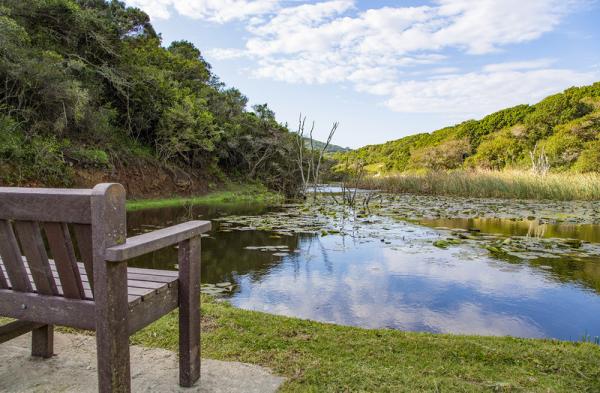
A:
573,141,600,173
410,139,471,170
0,0,302,194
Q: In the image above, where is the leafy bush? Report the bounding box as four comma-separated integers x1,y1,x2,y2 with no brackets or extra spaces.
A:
66,147,111,169
0,123,72,186
573,141,600,173
410,139,471,170
465,131,526,170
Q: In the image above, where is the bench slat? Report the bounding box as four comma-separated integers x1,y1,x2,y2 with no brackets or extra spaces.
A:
0,220,32,292
45,262,176,291
44,222,85,299
14,221,58,296
126,266,178,277
0,256,8,289
73,224,95,293
0,187,92,224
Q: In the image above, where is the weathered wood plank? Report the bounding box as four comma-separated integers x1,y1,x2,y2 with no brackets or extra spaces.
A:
14,221,58,295
31,324,54,358
0,187,92,223
0,289,96,330
91,183,131,393
0,320,44,344
43,260,177,287
105,221,211,262
128,282,179,334
126,266,178,277
22,271,143,304
73,224,95,293
0,220,32,292
178,236,201,387
44,222,85,299
0,262,8,289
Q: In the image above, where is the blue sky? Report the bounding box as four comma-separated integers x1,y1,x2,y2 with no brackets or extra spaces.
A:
125,0,600,148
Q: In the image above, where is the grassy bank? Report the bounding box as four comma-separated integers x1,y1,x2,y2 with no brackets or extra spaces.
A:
126,184,284,211
358,170,600,201
130,296,600,392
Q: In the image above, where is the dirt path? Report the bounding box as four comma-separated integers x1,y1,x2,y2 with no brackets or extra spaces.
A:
0,332,285,393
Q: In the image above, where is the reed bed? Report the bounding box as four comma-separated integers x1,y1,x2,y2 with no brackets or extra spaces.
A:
358,170,600,201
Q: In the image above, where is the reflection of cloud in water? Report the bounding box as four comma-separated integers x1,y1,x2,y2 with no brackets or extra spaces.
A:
231,243,556,337
377,247,554,297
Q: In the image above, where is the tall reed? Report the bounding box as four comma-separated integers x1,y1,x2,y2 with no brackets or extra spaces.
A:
358,170,600,201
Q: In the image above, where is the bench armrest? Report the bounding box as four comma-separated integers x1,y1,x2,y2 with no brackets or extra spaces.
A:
104,221,211,262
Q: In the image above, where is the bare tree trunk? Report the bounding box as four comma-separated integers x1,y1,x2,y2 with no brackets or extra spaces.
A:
294,114,339,201
311,122,338,202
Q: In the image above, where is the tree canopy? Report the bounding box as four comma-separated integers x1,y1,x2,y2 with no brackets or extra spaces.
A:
0,0,300,194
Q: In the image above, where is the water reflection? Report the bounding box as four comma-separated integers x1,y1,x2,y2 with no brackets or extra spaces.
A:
127,204,600,341
418,217,600,243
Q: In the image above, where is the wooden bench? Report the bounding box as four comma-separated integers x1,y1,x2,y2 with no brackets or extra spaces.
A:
0,183,211,392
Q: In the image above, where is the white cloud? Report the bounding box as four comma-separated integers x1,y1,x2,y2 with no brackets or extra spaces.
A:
384,68,598,114
126,0,279,22
128,0,596,117
206,48,249,60
482,59,557,73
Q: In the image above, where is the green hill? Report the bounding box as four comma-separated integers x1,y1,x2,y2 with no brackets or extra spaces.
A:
303,138,351,153
337,83,600,174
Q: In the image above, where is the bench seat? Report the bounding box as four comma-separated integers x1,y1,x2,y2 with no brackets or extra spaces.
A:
1,258,179,307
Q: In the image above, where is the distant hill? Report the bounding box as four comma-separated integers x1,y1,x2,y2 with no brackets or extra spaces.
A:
304,138,351,153
336,82,600,174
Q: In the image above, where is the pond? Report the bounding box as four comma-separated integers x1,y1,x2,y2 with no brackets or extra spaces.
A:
127,194,600,342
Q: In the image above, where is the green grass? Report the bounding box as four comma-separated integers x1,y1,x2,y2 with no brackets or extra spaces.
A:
126,184,284,211
359,170,600,201
130,296,600,392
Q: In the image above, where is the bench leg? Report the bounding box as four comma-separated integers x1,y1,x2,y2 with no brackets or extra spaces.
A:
178,237,201,387
95,261,131,393
31,324,53,358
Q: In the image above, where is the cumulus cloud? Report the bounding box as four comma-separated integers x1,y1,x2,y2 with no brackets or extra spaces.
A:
126,0,279,22
128,0,596,116
384,67,598,114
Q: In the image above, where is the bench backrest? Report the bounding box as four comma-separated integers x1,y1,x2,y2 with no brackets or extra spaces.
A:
0,184,126,300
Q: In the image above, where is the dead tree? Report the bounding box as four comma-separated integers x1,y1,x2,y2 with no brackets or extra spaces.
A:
294,114,339,200
530,143,550,176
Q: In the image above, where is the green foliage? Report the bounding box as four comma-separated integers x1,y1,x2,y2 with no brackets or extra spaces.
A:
0,0,301,194
66,147,111,169
338,82,600,174
0,118,72,186
465,129,527,170
543,110,600,169
410,139,471,170
573,141,600,173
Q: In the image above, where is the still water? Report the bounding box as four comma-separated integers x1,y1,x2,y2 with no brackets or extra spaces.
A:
127,203,600,341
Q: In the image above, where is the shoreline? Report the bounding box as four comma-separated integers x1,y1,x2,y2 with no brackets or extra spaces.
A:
126,184,284,211
130,296,600,392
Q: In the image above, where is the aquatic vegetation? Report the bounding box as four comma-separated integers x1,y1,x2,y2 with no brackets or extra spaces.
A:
213,192,600,263
358,170,600,201
201,283,236,296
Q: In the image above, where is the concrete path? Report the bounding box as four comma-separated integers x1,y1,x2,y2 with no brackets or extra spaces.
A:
0,333,285,393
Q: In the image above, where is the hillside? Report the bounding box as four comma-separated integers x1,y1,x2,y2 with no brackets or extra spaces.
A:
0,0,300,197
337,83,600,175
303,138,351,153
